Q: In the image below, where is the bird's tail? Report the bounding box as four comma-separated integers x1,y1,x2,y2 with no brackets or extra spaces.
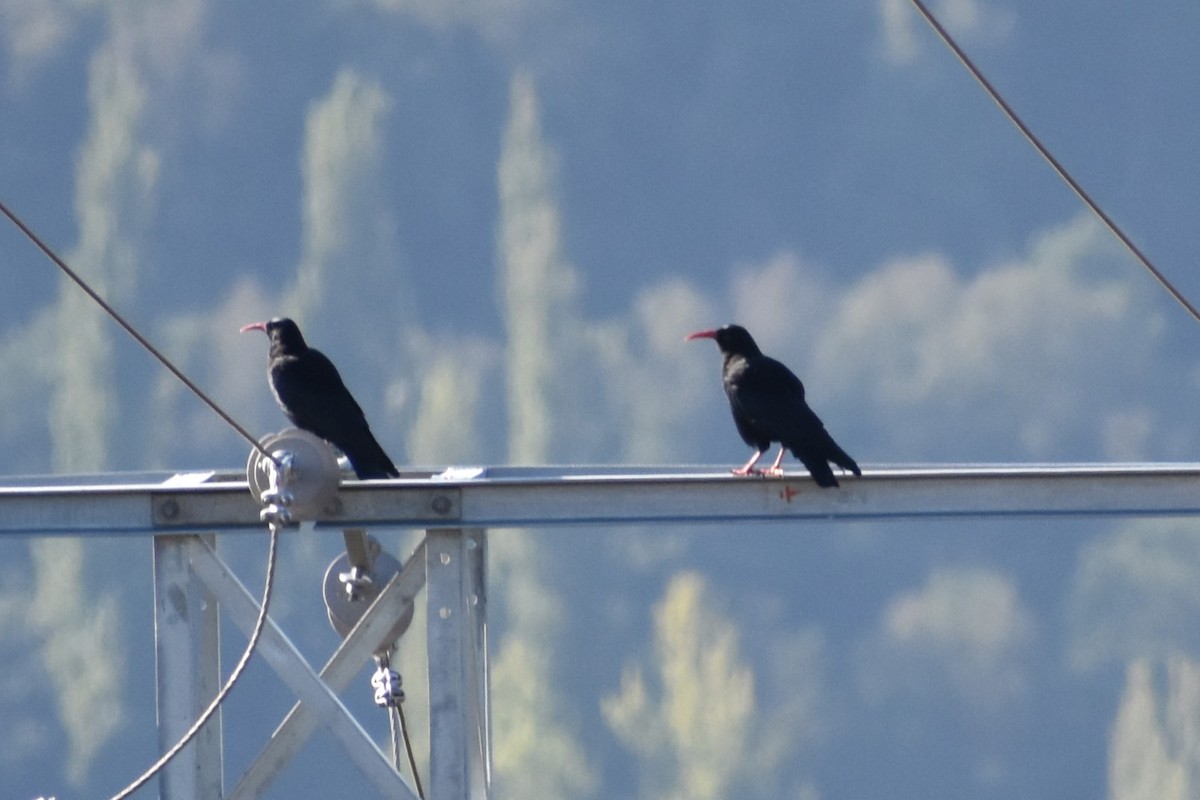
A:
347,435,400,479
794,451,839,488
826,441,861,477
788,429,860,489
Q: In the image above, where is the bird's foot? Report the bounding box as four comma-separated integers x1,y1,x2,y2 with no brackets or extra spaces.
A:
763,466,785,477
731,466,764,477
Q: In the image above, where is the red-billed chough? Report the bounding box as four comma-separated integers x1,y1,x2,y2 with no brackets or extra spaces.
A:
686,324,859,487
241,317,399,479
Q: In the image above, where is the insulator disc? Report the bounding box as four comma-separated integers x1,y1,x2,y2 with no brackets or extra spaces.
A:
323,542,414,647
246,428,342,520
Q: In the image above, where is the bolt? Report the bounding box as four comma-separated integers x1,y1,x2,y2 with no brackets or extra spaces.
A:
431,495,452,515
159,499,180,520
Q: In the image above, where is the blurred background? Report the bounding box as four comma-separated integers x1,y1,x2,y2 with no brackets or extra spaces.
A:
2,0,1200,797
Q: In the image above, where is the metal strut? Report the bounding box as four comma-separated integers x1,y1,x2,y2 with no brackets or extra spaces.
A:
144,449,297,800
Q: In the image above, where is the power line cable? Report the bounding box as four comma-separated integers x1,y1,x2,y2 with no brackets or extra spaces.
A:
907,0,1200,325
0,199,278,463
397,697,425,799
108,526,280,800
0,197,287,795
376,651,424,798
109,455,302,797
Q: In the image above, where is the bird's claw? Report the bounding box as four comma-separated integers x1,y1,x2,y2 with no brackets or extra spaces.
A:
731,467,765,477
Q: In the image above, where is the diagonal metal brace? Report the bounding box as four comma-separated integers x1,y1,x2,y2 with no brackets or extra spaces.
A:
186,536,419,800
228,539,428,800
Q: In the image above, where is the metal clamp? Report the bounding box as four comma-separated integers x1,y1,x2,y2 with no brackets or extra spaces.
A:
371,661,405,708
245,428,342,522
259,449,295,528
339,565,374,601
322,537,413,645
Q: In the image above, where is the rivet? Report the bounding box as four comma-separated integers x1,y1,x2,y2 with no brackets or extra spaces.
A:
159,500,180,520
431,496,452,515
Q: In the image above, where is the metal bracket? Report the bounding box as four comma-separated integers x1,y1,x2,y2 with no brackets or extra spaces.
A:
245,429,342,521
323,533,414,646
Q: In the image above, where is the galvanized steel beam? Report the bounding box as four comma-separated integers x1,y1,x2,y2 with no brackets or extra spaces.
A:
153,534,223,800
3,464,1200,536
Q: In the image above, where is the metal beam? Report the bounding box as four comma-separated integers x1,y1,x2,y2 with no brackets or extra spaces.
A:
427,530,470,800
153,534,223,800
464,529,490,797
426,529,491,800
2,464,1200,536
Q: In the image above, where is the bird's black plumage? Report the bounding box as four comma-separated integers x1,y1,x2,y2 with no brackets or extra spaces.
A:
687,324,860,487
242,317,399,479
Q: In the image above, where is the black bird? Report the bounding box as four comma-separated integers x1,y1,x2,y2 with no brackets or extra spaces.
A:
686,324,860,487
241,317,399,479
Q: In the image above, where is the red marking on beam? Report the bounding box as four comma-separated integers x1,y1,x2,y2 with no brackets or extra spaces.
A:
779,485,800,503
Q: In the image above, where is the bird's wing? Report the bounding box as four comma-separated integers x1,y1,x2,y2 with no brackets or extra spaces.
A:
728,356,818,440
730,356,859,482
272,350,369,436
273,350,398,478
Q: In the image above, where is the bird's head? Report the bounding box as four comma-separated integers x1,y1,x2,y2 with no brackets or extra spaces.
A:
240,317,308,353
685,324,762,358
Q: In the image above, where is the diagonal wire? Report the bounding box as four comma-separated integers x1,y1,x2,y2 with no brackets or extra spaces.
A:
396,701,425,800
0,199,278,462
907,0,1200,325
108,524,280,800
0,196,287,795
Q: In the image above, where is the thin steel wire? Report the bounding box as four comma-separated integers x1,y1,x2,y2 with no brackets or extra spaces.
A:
108,524,280,800
0,196,286,796
378,650,425,799
396,699,425,800
388,703,403,768
0,199,278,462
907,0,1200,325
0,198,289,797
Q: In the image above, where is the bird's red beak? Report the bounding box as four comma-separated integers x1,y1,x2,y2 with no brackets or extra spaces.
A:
240,321,268,334
684,329,718,341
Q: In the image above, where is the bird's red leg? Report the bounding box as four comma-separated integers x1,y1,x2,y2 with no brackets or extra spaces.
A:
732,449,764,476
764,446,787,476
